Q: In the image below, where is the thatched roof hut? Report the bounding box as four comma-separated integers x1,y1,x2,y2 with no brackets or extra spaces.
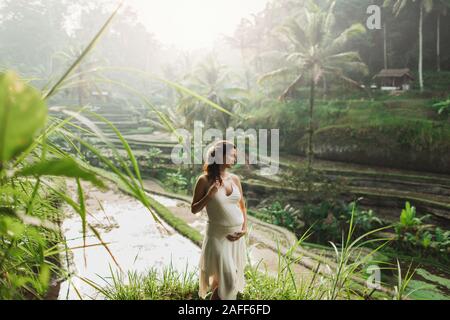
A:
373,68,415,90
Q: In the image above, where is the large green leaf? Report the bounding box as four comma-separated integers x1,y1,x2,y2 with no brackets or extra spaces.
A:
0,71,48,163
17,158,105,188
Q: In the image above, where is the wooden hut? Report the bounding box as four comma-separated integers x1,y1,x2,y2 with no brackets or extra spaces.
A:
373,68,415,91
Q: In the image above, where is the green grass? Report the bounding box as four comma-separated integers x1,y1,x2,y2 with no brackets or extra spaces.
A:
0,178,66,299
85,264,199,300
89,247,391,300
147,195,203,247
249,97,450,159
84,259,336,300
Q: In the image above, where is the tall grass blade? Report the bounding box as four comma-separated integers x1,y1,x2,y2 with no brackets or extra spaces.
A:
76,178,87,268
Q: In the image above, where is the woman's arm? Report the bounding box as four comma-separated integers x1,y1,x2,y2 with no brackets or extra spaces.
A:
191,175,217,214
226,174,248,242
233,174,247,232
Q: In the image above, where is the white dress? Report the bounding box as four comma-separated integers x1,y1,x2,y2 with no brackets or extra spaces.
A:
198,175,246,300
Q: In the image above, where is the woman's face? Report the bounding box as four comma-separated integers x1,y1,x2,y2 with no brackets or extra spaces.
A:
224,148,237,168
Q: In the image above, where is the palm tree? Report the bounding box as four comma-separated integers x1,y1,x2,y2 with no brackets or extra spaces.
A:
224,19,255,91
384,0,435,91
258,1,368,170
54,46,107,105
175,54,247,131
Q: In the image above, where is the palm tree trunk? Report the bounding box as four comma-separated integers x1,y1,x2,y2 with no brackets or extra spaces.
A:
383,22,388,69
437,13,441,72
240,45,251,91
307,76,315,171
419,5,424,92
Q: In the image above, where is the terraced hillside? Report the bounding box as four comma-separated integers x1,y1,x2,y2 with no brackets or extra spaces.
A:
52,102,450,230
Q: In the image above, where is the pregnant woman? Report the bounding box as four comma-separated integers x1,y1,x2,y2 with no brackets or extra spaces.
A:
191,140,248,300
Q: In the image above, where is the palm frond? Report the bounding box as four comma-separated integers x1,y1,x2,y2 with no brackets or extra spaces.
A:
279,72,305,102
325,23,366,56
257,68,294,85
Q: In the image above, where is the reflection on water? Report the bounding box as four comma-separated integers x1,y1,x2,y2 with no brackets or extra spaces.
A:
58,186,201,300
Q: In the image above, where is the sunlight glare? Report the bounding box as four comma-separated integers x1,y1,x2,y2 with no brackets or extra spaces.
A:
128,0,269,50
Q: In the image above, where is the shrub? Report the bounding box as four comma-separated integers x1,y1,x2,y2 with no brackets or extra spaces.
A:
255,201,303,232
394,202,449,258
164,171,188,193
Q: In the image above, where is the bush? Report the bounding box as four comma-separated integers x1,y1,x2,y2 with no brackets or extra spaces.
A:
430,97,450,118
251,201,303,232
394,202,450,257
299,200,383,244
163,171,188,193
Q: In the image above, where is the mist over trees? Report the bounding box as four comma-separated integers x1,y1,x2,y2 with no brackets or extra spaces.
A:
1,0,448,90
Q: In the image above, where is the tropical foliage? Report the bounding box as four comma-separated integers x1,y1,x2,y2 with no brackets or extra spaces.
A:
1,0,449,300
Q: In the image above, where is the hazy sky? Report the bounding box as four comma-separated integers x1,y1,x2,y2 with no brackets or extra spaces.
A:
128,0,269,50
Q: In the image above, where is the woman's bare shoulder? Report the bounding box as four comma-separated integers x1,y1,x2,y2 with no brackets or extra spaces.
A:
196,174,209,185
193,174,210,195
230,173,241,183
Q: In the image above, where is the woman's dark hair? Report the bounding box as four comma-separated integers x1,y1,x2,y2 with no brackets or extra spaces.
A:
203,140,236,186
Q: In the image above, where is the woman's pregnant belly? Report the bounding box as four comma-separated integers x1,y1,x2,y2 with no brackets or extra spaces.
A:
206,201,244,227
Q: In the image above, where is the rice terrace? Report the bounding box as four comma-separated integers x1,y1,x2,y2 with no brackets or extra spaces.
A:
0,0,449,304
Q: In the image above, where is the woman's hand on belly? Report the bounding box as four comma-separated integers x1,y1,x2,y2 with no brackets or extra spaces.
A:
226,230,246,242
